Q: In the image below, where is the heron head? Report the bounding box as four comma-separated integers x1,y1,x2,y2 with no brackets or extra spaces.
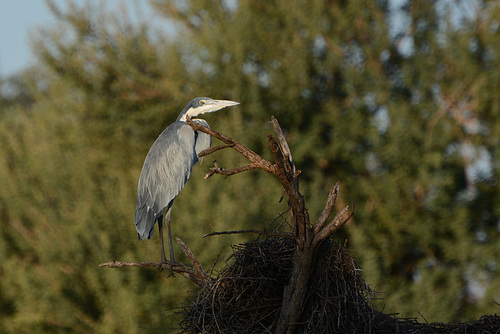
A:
178,97,239,122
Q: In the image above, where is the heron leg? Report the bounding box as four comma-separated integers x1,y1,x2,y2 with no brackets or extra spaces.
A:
157,215,168,264
165,206,176,263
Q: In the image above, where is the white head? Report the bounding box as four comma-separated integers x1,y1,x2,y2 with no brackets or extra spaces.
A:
177,97,240,122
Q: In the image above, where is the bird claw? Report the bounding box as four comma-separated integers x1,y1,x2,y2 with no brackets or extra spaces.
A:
157,259,175,277
157,255,168,271
166,268,175,278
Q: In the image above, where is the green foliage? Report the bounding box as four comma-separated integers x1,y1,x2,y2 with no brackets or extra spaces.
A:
0,0,499,331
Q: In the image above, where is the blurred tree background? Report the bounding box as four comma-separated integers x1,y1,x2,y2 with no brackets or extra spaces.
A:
0,0,499,332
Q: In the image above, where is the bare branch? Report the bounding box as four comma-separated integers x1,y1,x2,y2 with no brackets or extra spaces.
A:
98,260,206,285
176,237,207,280
268,135,287,180
313,204,354,248
270,117,296,177
267,133,309,244
99,261,168,269
204,160,222,179
186,117,276,175
204,160,262,179
314,182,340,234
99,238,212,286
198,144,235,157
203,229,295,239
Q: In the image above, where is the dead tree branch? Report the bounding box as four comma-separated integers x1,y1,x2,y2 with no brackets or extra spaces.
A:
198,144,235,157
314,182,340,235
176,237,207,280
203,160,262,179
270,118,297,178
188,116,352,334
312,205,354,250
203,229,295,239
98,260,207,285
187,117,276,175
99,238,210,286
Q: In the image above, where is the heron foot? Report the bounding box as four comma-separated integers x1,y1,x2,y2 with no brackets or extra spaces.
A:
157,258,176,277
157,254,168,271
157,262,165,271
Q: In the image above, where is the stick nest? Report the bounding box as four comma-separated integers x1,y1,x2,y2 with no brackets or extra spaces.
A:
178,238,500,333
179,238,377,333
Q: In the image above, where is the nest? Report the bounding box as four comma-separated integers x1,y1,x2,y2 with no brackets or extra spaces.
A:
180,238,379,333
179,238,500,333
385,314,500,333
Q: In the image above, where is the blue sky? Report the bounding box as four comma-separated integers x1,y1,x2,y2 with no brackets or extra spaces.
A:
0,1,57,76
0,0,467,78
0,1,160,77
0,0,413,78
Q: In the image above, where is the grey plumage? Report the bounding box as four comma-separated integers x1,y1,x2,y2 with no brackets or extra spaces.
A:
134,119,210,239
134,97,239,264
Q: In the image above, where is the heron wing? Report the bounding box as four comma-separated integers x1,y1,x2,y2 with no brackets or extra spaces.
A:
134,122,198,239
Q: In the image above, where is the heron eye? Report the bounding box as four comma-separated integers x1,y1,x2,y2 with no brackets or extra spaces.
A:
200,100,206,105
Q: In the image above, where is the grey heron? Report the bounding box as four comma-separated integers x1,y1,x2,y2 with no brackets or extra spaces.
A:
134,97,239,266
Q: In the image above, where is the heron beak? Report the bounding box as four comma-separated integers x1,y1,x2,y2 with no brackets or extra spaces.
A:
182,98,240,121
211,99,240,110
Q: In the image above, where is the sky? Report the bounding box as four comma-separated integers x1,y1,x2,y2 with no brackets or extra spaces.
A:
0,1,160,78
0,0,417,78
0,1,55,76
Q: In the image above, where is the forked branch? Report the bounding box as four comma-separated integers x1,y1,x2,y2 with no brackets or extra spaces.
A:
314,182,340,234
187,117,276,175
203,160,262,179
188,116,353,334
99,238,210,286
198,144,235,157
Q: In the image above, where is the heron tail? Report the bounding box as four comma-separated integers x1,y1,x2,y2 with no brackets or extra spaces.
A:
134,205,156,240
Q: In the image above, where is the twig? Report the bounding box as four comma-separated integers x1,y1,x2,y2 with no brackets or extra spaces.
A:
270,117,296,177
98,260,204,282
204,160,262,179
99,238,211,286
203,229,295,239
198,144,235,157
99,261,172,269
99,261,192,275
186,117,276,175
314,182,340,234
176,237,207,280
313,204,354,249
